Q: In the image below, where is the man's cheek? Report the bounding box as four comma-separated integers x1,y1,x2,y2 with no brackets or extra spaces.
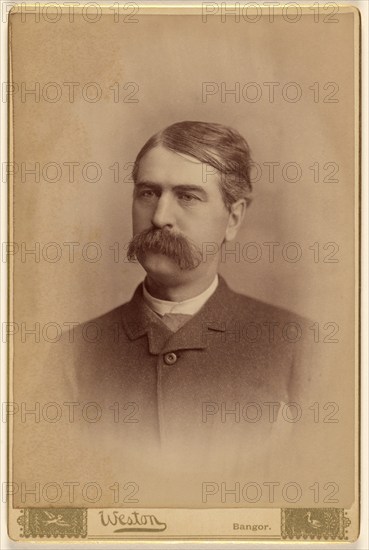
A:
132,213,149,233
195,230,223,249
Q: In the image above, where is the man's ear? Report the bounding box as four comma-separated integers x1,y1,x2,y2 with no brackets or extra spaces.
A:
224,199,247,241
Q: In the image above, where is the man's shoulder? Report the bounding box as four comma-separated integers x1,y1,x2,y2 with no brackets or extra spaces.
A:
81,302,127,327
223,281,309,327
61,300,132,347
63,306,122,337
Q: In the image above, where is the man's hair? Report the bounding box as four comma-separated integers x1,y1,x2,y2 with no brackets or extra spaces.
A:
132,121,253,210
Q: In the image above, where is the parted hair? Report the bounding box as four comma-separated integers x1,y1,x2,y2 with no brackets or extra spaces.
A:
132,121,253,210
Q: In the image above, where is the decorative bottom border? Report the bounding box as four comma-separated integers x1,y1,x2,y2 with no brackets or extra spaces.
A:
281,508,351,540
15,507,352,540
17,508,87,538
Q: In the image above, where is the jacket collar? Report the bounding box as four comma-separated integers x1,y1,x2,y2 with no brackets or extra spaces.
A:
121,275,236,355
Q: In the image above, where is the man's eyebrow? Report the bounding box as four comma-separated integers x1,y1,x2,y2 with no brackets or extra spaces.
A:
174,184,208,198
134,181,160,189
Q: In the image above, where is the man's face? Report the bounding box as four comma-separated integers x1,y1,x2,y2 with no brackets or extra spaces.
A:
131,145,232,285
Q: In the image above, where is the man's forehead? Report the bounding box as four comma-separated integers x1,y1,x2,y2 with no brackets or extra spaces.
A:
141,145,203,165
136,145,219,186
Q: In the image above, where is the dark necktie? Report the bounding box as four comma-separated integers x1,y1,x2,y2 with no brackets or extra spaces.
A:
159,313,193,332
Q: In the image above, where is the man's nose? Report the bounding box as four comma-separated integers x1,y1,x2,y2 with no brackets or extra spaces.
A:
151,194,175,229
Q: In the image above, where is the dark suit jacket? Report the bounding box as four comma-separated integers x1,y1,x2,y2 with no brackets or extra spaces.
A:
48,275,319,448
37,274,330,506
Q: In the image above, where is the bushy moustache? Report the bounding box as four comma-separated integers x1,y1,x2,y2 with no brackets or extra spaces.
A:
127,228,202,271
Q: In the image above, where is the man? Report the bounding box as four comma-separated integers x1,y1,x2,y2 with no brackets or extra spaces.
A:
45,121,325,505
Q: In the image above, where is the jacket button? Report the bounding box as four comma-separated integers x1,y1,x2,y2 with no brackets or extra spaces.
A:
164,352,177,365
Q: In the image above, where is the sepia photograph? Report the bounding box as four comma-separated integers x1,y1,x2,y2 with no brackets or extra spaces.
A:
2,1,362,544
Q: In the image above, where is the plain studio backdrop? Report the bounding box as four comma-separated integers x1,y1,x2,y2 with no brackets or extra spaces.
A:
9,7,358,507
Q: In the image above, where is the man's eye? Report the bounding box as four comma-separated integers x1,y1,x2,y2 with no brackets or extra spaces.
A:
139,189,156,198
178,192,199,203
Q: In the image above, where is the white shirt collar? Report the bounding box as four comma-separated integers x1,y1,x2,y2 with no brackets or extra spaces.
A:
142,275,219,316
